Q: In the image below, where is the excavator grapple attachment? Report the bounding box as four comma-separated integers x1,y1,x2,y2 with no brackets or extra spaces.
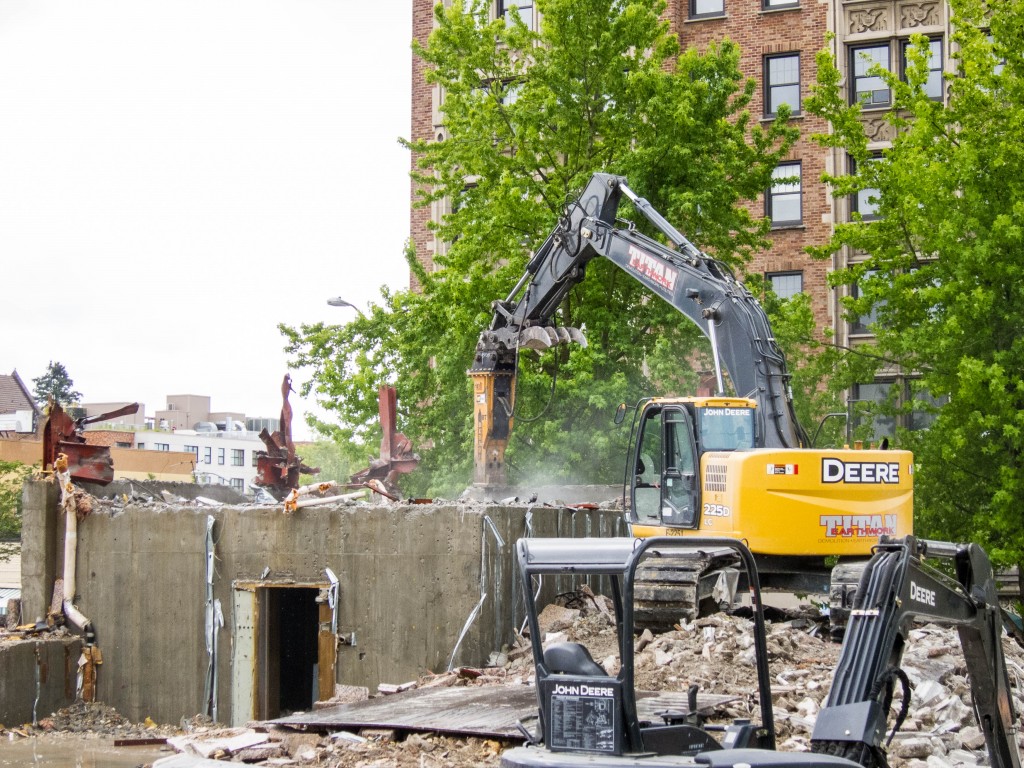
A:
517,326,587,351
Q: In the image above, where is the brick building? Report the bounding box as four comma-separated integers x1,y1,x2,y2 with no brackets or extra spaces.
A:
409,0,950,440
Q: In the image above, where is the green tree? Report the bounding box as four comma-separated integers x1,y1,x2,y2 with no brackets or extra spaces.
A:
0,460,31,560
805,1,1024,570
297,440,358,487
282,0,796,496
32,361,82,408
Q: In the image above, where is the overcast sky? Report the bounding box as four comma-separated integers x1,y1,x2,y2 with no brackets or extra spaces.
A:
0,0,413,439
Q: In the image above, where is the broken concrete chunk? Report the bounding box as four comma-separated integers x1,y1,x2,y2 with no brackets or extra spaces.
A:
537,604,580,634
378,681,418,695
914,678,946,708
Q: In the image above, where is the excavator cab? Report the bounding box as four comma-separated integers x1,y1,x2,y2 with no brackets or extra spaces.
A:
627,397,757,530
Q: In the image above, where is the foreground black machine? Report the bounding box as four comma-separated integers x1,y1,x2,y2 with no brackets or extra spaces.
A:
505,536,777,767
502,535,1022,768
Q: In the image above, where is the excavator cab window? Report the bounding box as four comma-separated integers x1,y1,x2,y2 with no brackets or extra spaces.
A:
632,407,663,523
663,408,699,527
697,406,756,451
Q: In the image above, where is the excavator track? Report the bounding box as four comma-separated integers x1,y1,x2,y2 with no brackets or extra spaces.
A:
633,549,741,629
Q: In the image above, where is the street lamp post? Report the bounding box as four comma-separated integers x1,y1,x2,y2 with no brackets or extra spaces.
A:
326,297,365,316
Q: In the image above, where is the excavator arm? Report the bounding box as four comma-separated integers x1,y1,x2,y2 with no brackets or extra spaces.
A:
811,535,1021,768
470,172,806,484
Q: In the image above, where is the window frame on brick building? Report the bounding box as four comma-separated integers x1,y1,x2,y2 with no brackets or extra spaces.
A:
767,270,804,299
849,42,892,107
497,0,535,29
764,52,801,117
850,269,882,335
899,36,943,101
689,0,725,20
850,154,882,221
762,0,800,11
766,161,802,227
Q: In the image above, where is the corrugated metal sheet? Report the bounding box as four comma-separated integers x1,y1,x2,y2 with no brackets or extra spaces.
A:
271,685,738,740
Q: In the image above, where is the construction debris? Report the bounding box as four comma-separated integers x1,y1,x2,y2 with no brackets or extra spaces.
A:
8,596,1024,767
349,385,420,495
253,374,320,500
41,401,140,485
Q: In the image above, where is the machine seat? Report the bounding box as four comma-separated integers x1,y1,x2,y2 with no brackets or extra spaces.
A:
543,642,607,677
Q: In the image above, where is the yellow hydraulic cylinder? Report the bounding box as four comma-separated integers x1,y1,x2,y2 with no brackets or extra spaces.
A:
470,369,515,486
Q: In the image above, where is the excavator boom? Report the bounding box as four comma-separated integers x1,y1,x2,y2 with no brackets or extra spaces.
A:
470,173,806,485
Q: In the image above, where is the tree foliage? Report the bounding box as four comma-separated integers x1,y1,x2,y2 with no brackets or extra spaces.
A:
32,361,82,408
805,0,1024,566
282,0,796,495
0,460,31,560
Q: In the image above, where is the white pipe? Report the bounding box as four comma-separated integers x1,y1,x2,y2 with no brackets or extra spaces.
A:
55,461,91,634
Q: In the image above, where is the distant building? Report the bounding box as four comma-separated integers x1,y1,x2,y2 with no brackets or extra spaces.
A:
0,370,40,437
126,427,266,494
81,393,281,496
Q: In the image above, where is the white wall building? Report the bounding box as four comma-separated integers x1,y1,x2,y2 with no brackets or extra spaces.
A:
134,421,265,494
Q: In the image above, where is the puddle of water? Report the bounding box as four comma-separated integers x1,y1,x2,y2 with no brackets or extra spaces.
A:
0,735,171,767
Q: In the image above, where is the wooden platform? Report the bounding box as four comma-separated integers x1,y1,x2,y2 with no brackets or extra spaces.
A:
270,685,739,740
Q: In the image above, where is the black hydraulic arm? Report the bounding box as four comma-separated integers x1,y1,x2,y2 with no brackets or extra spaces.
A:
471,172,807,452
811,535,1021,768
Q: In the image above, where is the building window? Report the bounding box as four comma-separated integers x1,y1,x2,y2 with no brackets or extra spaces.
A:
851,271,882,334
765,53,800,117
155,443,170,452
184,445,199,459
136,443,145,450
231,449,244,467
850,43,891,107
230,478,245,492
217,448,225,466
763,0,799,8
252,452,260,467
768,271,803,299
498,0,534,29
986,33,1005,76
851,382,896,442
204,447,212,464
900,37,943,100
115,441,132,448
690,0,724,19
850,155,881,220
767,162,802,225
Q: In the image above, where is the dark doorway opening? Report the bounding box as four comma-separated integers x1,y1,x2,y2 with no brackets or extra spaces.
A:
257,586,320,718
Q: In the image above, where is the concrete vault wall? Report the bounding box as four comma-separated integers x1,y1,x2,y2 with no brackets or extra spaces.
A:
20,478,625,724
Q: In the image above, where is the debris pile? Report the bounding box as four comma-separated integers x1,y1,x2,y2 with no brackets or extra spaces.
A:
504,594,1024,767
11,599,1024,768
161,725,505,767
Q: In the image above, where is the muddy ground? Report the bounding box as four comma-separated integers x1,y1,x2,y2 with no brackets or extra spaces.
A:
5,597,1024,768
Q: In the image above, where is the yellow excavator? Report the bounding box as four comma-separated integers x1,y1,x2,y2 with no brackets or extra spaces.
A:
469,173,913,622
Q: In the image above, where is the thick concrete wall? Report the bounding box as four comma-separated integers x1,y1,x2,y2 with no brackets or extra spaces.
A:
20,478,626,724
0,636,81,725
20,478,59,625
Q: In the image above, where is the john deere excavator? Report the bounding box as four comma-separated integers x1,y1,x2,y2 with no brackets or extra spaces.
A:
470,173,914,622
